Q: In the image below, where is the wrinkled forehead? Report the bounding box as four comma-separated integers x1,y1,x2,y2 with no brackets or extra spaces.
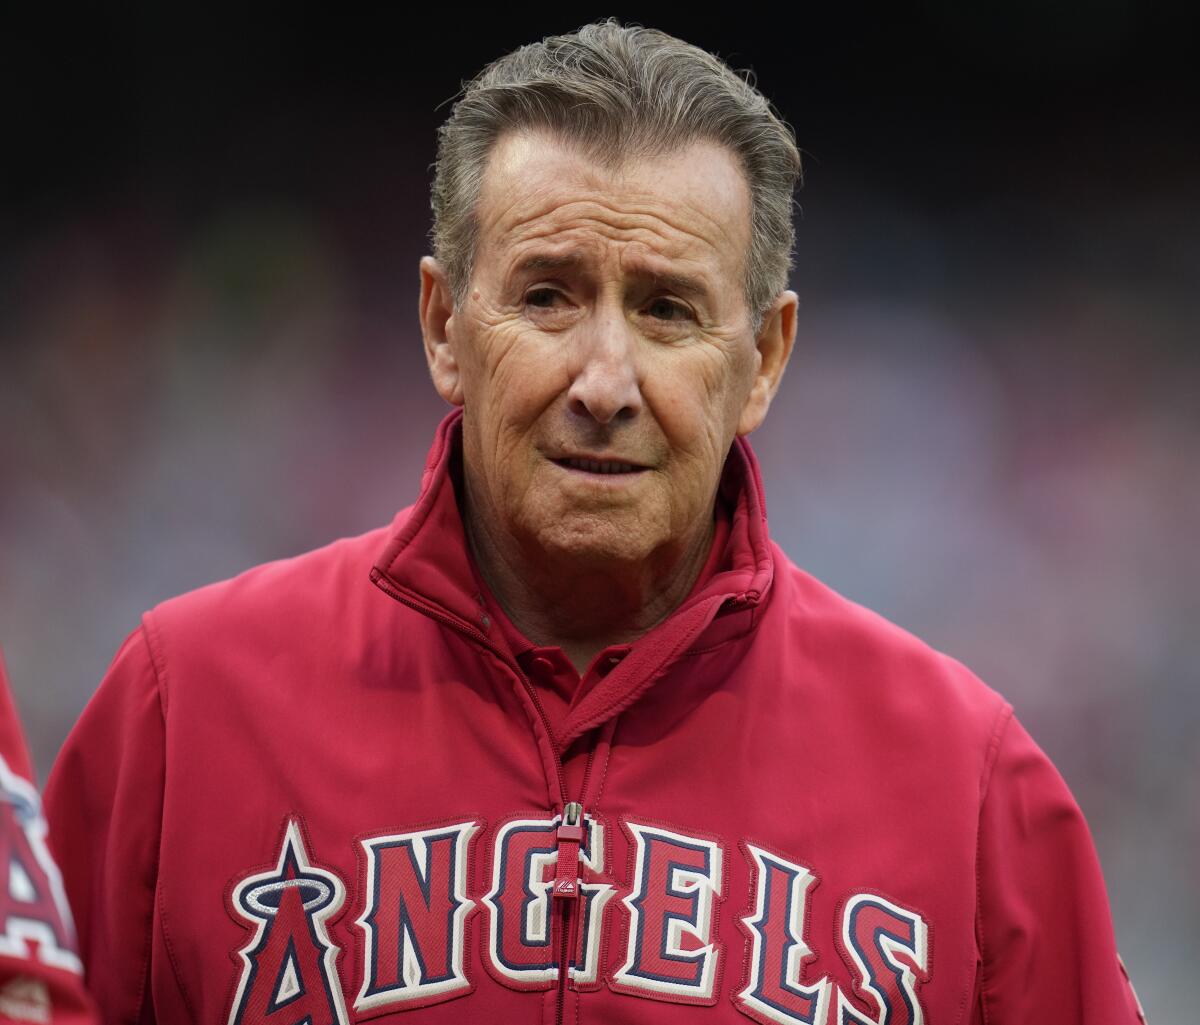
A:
473,130,753,286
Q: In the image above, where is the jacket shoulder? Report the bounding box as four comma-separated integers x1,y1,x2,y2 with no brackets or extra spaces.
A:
769,542,1011,753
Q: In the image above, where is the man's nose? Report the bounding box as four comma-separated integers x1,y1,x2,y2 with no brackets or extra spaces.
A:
565,311,643,425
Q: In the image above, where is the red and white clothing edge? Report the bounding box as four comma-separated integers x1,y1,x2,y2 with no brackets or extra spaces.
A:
0,648,98,1023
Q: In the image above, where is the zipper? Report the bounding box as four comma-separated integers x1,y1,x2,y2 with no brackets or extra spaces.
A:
371,570,603,1025
552,800,585,1025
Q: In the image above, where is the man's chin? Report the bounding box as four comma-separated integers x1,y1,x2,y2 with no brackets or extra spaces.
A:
530,513,660,568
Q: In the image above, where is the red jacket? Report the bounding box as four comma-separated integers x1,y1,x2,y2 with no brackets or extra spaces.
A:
0,649,97,1024
46,410,1144,1024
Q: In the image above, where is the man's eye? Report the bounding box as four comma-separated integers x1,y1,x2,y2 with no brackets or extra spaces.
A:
525,288,561,307
645,297,691,321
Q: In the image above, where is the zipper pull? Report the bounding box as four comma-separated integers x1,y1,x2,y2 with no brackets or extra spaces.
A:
553,801,584,900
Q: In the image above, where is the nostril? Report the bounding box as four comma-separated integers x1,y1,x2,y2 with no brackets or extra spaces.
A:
568,396,637,426
566,361,643,425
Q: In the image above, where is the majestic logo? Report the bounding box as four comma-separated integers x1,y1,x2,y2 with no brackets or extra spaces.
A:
0,753,81,974
227,820,350,1025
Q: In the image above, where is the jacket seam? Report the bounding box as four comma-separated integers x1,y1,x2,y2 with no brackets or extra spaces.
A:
680,607,760,657
592,717,619,808
971,699,1015,1025
477,642,565,808
139,612,200,1024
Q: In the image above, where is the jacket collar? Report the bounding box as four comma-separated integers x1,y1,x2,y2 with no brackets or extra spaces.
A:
370,408,775,746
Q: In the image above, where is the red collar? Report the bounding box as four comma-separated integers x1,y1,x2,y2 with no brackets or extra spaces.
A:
478,484,735,668
370,409,775,746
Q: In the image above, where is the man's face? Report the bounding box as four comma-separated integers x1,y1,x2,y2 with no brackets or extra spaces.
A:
421,131,795,570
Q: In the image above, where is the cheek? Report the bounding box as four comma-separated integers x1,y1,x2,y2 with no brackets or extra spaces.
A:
646,347,747,460
466,328,572,499
466,326,564,428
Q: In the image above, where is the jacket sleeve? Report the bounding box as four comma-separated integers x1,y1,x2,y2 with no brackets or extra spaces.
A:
973,709,1146,1023
43,626,165,1024
0,649,99,1024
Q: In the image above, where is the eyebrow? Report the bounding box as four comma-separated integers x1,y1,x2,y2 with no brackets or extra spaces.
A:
512,253,585,275
511,252,712,300
643,269,711,300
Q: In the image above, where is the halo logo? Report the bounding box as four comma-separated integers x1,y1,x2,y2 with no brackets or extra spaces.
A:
227,820,349,1025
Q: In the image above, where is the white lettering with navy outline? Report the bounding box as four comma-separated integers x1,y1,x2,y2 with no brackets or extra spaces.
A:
837,893,928,1025
737,845,831,1025
612,822,723,1002
354,821,478,1012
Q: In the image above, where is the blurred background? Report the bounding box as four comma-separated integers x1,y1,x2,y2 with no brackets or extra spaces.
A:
1,3,1196,1017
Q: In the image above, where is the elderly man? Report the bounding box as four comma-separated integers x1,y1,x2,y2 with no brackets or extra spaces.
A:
46,20,1142,1025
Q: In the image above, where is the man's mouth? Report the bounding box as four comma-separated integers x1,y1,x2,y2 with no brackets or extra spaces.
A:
552,456,649,475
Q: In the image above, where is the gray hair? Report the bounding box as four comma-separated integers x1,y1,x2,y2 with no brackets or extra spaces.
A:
430,19,802,333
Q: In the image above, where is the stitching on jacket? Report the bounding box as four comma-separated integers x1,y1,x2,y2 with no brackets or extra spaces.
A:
972,700,1015,1025
141,613,170,717
138,613,198,1023
592,717,619,808
680,607,760,657
156,876,198,1022
978,701,1014,805
478,644,565,808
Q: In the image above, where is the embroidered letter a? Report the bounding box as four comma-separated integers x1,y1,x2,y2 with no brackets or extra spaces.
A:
227,820,350,1025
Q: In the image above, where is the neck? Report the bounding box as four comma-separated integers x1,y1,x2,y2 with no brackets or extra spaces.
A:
464,504,716,675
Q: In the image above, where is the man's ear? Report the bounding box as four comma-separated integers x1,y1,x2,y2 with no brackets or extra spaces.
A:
737,289,798,436
419,255,465,407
